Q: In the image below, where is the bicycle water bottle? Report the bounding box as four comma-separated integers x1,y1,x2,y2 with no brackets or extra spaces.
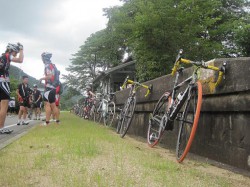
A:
175,92,184,104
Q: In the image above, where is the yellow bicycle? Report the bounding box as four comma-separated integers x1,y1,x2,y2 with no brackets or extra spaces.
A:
117,76,152,138
147,49,226,162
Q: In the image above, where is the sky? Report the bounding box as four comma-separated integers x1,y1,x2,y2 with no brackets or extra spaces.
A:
0,0,123,80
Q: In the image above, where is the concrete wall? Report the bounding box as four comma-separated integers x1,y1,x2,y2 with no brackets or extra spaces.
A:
114,57,250,171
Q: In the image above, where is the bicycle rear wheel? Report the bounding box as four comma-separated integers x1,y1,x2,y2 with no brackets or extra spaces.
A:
106,102,116,126
147,92,172,147
119,97,136,138
176,81,202,163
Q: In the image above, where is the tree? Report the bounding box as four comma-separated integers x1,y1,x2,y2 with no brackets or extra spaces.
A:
9,78,19,98
105,0,250,81
64,0,250,85
63,29,124,91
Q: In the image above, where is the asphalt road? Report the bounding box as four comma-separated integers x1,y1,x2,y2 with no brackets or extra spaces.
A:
0,115,43,150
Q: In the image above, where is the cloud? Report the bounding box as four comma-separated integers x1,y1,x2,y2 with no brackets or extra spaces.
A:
0,0,122,80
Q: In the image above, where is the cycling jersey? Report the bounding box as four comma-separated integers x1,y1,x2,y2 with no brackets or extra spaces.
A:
17,83,32,100
33,89,42,102
44,63,56,89
0,53,13,82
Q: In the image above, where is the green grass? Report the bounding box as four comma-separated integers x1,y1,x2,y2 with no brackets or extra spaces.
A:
0,112,248,186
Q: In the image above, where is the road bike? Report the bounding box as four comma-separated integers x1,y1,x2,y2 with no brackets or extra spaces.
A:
95,93,116,126
147,49,226,163
117,76,152,138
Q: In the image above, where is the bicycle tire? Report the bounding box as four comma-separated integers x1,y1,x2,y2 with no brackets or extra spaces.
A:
176,81,202,163
95,103,102,123
116,107,124,133
120,96,136,138
147,92,172,147
106,102,116,127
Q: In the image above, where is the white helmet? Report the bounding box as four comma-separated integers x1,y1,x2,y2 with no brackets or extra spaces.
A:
6,43,19,52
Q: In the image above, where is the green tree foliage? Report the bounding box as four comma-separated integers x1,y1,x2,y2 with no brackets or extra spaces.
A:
9,78,19,98
63,29,124,91
65,0,250,84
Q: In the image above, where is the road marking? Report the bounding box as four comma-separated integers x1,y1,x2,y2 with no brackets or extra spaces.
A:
5,120,34,128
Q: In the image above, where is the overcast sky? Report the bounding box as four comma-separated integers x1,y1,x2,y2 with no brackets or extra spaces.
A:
0,0,123,80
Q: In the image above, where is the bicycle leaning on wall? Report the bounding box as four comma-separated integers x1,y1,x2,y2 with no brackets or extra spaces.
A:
147,49,227,163
117,76,152,138
94,93,116,126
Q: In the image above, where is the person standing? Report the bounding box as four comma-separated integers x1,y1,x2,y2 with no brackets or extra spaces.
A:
16,76,32,125
0,43,24,134
39,52,60,125
32,84,42,120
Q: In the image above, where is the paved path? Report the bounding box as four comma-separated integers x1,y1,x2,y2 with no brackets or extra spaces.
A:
0,115,43,150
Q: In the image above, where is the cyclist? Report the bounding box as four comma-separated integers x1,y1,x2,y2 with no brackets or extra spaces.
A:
16,76,32,125
0,43,24,134
39,52,60,125
32,84,42,120
83,85,95,119
51,85,61,122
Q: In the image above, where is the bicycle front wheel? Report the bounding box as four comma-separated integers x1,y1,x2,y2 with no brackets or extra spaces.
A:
105,102,116,127
120,97,136,138
176,81,202,163
147,92,172,147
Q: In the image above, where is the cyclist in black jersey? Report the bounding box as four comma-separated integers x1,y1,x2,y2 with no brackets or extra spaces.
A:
0,43,24,134
16,76,32,125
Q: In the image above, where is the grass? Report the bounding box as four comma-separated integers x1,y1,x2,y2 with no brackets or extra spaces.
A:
0,112,249,186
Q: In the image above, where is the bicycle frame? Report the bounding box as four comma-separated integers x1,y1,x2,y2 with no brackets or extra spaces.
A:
157,70,196,131
98,97,109,118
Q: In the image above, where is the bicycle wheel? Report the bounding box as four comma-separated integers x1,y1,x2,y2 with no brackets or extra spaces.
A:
176,81,202,163
119,97,136,138
95,103,102,123
106,102,116,127
147,92,172,147
116,107,124,133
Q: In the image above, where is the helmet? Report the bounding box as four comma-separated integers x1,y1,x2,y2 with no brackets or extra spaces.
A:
33,84,37,88
41,52,52,63
6,43,19,53
86,85,91,90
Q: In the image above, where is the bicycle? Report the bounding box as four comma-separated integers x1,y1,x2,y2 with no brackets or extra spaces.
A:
147,49,226,163
117,76,152,138
95,93,116,126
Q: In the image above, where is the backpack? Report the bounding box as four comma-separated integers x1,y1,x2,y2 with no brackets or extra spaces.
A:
45,63,60,87
56,82,64,95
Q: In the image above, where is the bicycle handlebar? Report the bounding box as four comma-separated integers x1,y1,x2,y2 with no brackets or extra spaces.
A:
171,50,227,87
121,76,152,97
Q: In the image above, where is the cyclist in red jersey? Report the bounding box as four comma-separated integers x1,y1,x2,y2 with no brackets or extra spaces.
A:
39,52,60,126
